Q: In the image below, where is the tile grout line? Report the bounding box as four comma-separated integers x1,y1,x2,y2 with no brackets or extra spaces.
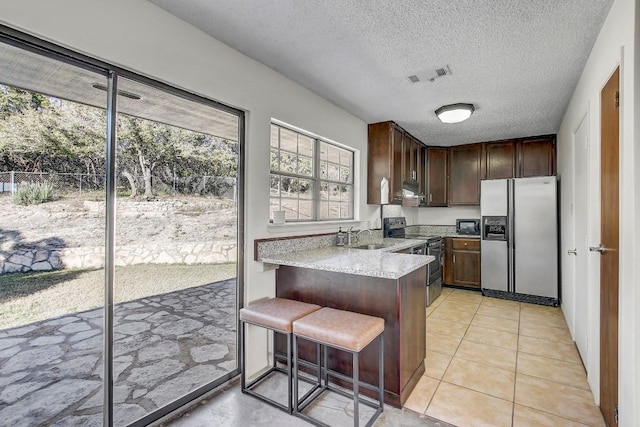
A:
421,289,453,417
424,290,602,426
422,289,474,418
515,301,597,426
511,300,522,427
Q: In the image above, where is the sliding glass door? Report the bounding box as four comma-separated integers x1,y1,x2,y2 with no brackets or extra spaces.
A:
0,27,243,426
112,77,240,425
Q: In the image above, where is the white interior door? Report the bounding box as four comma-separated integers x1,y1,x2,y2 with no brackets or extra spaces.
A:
574,113,589,362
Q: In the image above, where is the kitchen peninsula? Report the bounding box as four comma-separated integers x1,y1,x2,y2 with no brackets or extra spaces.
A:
257,238,434,407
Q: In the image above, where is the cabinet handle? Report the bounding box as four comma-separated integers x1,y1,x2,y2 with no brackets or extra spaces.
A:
429,193,432,202
464,242,468,246
453,254,456,263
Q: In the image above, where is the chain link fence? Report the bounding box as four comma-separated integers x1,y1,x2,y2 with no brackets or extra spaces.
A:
0,171,237,199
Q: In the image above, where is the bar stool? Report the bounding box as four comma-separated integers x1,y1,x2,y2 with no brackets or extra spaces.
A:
240,297,321,413
292,307,385,427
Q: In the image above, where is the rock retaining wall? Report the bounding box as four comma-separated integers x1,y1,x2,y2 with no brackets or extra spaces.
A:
0,241,237,274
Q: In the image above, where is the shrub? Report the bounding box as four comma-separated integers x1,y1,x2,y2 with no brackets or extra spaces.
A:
13,180,54,205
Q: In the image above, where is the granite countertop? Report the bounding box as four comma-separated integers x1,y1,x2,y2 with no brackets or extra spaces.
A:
259,238,435,280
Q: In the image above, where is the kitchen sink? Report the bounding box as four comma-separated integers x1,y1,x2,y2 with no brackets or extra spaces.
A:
350,243,392,250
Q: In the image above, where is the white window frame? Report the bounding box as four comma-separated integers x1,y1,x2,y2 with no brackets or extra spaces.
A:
270,122,355,223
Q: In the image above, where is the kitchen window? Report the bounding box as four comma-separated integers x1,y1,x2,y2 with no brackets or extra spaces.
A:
270,123,354,222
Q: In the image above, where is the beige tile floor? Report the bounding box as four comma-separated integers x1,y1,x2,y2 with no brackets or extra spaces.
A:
404,287,606,427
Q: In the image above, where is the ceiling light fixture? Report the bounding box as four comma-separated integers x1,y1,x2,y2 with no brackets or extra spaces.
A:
435,103,475,124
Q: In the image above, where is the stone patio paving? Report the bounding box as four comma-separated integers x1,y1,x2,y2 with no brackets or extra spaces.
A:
0,278,237,427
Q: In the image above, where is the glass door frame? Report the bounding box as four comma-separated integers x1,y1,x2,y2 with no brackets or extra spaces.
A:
0,24,245,427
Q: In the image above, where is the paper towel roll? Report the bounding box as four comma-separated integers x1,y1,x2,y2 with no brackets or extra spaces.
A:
380,177,389,205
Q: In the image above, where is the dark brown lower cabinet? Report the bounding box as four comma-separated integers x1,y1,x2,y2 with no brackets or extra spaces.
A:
444,237,481,288
275,265,426,408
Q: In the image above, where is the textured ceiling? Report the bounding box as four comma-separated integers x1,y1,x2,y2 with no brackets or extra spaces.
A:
149,0,613,146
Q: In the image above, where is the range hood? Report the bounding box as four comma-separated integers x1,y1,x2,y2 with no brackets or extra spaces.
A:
401,179,420,207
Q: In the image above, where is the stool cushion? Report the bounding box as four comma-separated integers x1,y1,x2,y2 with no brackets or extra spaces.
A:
240,298,321,333
293,307,384,352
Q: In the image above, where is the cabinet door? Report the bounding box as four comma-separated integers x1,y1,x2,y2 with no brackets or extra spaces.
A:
402,134,420,183
517,136,556,177
452,250,480,287
425,147,448,206
415,140,422,193
443,237,453,285
419,146,427,196
411,137,421,183
367,122,393,204
448,144,482,205
484,140,516,180
391,126,404,203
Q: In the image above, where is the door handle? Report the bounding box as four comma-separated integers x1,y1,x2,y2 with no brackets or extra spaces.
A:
568,249,577,256
589,244,607,254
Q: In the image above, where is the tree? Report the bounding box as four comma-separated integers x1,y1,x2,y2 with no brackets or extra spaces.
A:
0,86,49,119
118,116,186,198
0,85,106,174
0,84,239,198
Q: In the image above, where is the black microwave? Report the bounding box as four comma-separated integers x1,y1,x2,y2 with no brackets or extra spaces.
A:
456,218,481,235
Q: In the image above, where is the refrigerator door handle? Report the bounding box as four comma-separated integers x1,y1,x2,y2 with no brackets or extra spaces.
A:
507,179,515,293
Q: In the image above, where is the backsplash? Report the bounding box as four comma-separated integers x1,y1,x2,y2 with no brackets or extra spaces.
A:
255,229,383,260
406,224,456,236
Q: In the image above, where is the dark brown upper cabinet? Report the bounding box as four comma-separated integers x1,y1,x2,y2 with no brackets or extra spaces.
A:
483,135,556,180
424,147,448,206
516,135,556,177
405,134,421,184
368,121,424,205
367,121,401,204
483,139,517,180
368,122,555,206
448,143,482,205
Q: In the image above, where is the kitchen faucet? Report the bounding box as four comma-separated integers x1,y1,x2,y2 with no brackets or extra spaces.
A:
356,229,372,241
347,227,372,246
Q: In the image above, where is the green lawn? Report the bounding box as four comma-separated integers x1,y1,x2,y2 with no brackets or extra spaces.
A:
0,263,237,330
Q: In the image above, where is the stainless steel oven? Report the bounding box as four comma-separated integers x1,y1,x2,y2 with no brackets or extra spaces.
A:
424,238,442,305
383,217,443,306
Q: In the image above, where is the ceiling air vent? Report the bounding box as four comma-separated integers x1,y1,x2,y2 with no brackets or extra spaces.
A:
408,65,452,84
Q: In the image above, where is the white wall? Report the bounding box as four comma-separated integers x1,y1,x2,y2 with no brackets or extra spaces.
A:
557,0,638,423
0,0,380,376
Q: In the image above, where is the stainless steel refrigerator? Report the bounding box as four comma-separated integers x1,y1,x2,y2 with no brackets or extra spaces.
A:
480,176,558,305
